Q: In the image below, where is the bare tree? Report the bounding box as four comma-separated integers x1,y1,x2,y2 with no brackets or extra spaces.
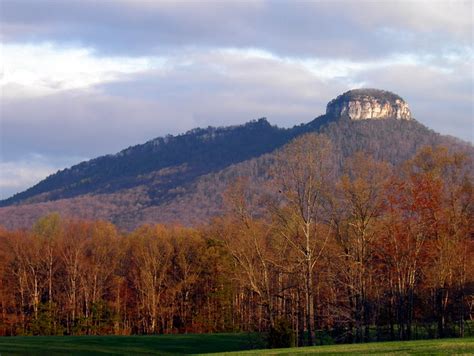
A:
270,133,335,346
218,178,278,328
128,225,172,334
332,153,391,341
59,221,88,334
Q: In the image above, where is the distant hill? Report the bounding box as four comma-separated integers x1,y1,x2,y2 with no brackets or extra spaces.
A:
1,118,295,206
1,89,472,230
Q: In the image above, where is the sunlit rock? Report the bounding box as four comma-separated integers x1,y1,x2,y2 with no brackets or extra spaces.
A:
326,89,412,120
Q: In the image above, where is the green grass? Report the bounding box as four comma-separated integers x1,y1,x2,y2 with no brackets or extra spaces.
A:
0,335,472,355
217,337,474,355
0,333,264,355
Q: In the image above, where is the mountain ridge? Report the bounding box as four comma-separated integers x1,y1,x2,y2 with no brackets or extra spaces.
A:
1,89,472,230
1,117,294,206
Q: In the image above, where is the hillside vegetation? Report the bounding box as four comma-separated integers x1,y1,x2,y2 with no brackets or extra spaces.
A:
0,116,470,230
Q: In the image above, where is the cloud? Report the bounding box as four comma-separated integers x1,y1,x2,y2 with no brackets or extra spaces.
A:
0,47,348,164
352,61,474,141
1,89,200,160
0,42,161,98
2,45,471,168
1,0,471,59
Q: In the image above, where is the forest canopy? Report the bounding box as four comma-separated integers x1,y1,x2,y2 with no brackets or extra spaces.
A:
0,137,472,347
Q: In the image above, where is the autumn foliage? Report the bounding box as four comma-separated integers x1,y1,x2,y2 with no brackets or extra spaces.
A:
0,139,472,347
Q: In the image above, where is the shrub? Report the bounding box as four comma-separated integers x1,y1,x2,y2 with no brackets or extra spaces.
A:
267,318,296,348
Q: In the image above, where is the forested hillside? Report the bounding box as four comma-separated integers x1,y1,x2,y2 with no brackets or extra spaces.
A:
0,115,471,230
1,118,293,206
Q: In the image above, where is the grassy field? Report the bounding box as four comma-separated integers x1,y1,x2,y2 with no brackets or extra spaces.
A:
0,333,264,355
0,335,472,355
217,337,474,355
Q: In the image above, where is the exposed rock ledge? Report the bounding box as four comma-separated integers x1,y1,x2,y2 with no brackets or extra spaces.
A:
326,88,412,120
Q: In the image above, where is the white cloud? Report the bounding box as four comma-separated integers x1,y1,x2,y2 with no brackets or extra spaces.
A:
215,47,467,83
2,44,472,165
2,42,470,102
0,42,163,98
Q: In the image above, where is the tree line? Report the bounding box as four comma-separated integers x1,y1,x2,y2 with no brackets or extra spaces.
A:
0,134,472,346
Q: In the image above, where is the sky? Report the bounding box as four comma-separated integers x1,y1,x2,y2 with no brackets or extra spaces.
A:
0,0,473,199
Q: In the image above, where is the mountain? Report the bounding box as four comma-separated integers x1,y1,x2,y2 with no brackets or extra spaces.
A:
2,118,295,206
1,89,471,230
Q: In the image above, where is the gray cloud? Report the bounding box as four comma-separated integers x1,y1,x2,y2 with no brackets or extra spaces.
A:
3,48,471,167
2,0,471,59
353,61,473,141
1,89,196,160
1,51,347,162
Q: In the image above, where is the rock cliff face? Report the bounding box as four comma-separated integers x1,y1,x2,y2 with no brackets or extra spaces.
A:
326,89,412,120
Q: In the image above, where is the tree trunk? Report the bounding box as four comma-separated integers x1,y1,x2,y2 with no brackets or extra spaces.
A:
306,255,315,346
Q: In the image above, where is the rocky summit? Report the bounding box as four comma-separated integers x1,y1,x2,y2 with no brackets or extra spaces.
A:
326,88,412,121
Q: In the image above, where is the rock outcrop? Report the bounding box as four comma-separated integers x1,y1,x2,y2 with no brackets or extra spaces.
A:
326,89,412,120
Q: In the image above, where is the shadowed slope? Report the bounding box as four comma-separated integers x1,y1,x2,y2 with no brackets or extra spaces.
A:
0,115,470,231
